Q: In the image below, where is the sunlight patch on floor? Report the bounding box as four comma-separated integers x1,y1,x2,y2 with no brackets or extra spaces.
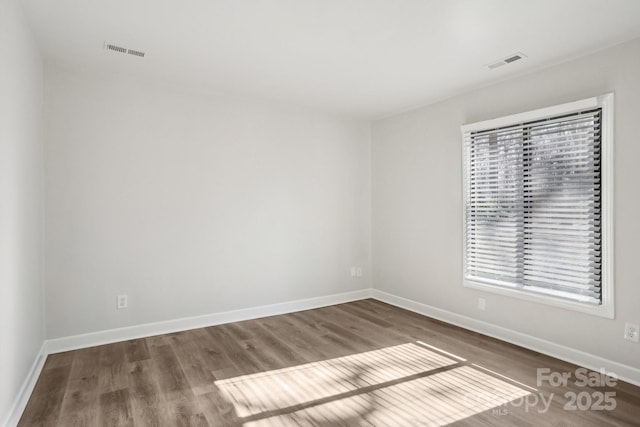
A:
214,342,531,426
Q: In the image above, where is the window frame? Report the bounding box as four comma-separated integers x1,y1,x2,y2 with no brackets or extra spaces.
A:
461,94,614,318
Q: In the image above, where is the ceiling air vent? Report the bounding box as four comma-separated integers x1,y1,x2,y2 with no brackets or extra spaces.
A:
488,52,526,70
127,49,145,58
104,42,146,58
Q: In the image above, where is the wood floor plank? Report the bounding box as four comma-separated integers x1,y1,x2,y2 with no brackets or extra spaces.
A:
332,302,395,329
303,308,380,350
43,351,75,370
99,389,133,427
287,310,365,355
149,344,191,393
125,339,151,363
205,324,263,375
243,321,307,366
169,331,217,395
57,346,101,426
257,316,329,362
323,304,408,347
218,323,282,371
98,342,130,393
161,389,206,427
56,376,100,427
145,334,168,349
68,346,101,380
198,388,241,426
149,343,204,426
18,365,71,426
18,300,640,426
274,312,337,352
188,328,238,382
128,360,163,427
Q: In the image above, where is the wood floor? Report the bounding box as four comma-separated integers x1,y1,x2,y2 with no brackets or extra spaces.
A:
19,299,640,426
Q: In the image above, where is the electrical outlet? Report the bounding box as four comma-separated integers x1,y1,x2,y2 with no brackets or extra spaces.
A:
624,323,639,343
478,298,486,311
350,267,357,277
117,294,128,309
356,267,362,277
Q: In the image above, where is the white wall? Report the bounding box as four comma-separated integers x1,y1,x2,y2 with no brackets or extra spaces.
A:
44,65,371,339
0,0,45,423
372,38,640,370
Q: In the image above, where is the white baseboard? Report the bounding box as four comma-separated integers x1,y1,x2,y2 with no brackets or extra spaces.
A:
47,288,373,354
371,289,640,387
2,342,47,427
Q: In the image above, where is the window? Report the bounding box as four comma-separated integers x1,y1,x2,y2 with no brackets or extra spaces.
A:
461,94,613,318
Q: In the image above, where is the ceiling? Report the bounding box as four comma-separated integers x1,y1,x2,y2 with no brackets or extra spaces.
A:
22,0,640,118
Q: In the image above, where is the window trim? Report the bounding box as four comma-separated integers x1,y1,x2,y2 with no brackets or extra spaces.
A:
461,94,614,319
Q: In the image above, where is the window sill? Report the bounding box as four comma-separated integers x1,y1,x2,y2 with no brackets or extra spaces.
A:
463,278,614,319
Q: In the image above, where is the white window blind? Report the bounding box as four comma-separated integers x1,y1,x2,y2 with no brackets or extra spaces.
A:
462,96,613,313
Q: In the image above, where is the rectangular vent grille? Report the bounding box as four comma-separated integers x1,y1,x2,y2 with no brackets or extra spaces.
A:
104,42,146,58
105,44,127,54
488,52,526,70
127,49,145,58
503,55,521,63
